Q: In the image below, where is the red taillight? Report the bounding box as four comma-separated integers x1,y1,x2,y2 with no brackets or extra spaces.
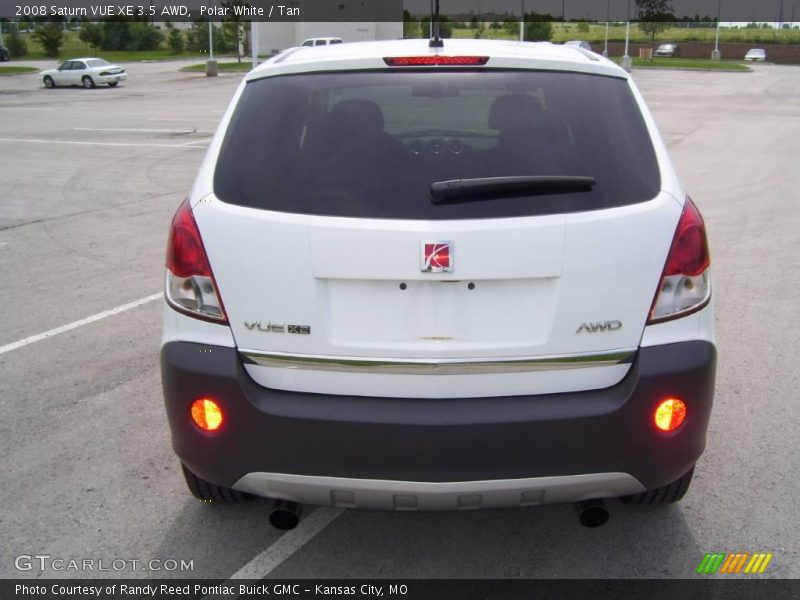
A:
663,198,710,277
648,197,711,324
165,199,227,323
166,200,212,278
383,56,489,67
191,398,223,432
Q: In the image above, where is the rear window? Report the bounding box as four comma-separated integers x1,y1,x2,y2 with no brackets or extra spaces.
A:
214,70,660,220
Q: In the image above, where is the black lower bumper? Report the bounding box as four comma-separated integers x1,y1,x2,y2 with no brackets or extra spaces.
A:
161,341,716,492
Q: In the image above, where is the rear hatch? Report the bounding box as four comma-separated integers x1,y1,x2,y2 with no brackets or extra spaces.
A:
195,67,679,398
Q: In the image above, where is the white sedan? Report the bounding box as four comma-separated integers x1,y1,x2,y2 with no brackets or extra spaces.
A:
41,58,127,89
744,48,767,62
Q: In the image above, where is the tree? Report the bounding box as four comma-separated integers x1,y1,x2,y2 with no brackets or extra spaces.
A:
130,22,163,50
220,0,249,62
523,14,554,42
32,23,64,57
505,19,520,37
168,28,184,54
186,20,230,54
7,29,28,58
635,0,674,60
187,20,208,52
100,18,133,51
437,16,453,38
524,21,553,41
403,10,420,38
78,22,103,49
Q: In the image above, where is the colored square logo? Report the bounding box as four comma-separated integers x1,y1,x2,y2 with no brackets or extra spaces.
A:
421,242,453,273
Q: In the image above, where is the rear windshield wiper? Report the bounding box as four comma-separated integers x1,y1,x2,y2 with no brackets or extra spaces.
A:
430,176,596,205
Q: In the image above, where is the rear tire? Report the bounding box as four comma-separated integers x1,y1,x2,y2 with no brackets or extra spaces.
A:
623,466,694,505
43,76,55,89
82,75,95,89
108,81,118,87
181,463,252,503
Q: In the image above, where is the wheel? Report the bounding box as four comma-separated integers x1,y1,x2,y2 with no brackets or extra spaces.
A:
623,466,694,505
107,81,118,87
82,75,95,89
43,75,55,89
181,463,252,503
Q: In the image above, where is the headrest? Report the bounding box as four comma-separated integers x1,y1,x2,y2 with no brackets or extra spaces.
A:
330,99,385,134
488,94,544,130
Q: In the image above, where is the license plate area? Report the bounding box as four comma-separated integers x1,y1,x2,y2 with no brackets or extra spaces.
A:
322,278,559,354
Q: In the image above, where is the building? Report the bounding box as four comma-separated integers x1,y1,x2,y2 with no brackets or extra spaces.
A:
256,1,403,55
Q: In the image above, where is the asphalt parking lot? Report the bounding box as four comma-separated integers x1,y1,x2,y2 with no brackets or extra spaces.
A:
1,60,799,580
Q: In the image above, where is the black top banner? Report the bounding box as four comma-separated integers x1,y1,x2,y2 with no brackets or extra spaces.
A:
0,0,797,23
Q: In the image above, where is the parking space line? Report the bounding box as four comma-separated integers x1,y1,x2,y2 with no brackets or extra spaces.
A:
222,508,344,581
0,292,163,356
149,117,214,122
74,127,212,134
0,138,206,149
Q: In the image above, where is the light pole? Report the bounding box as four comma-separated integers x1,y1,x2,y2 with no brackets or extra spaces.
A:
622,0,632,71
251,19,259,69
712,0,722,60
520,0,525,42
206,5,218,77
208,19,214,60
603,0,610,57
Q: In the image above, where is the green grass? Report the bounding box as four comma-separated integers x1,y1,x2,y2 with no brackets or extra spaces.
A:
445,22,800,45
0,66,40,74
25,48,213,62
82,50,213,62
549,22,800,44
11,23,800,63
13,30,225,62
180,61,252,72
618,57,751,71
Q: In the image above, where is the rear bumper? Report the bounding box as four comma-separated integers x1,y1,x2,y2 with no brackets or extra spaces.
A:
161,340,716,508
96,73,126,83
233,472,645,510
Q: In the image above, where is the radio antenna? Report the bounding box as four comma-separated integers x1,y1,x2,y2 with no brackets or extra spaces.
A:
429,0,444,48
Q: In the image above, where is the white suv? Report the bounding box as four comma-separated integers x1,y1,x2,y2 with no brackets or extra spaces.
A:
300,37,344,47
162,39,716,516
